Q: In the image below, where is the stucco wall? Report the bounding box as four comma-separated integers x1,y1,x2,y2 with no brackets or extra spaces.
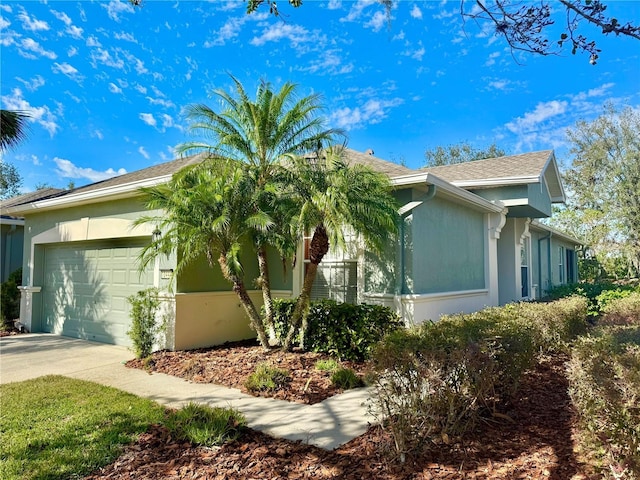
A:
410,195,485,294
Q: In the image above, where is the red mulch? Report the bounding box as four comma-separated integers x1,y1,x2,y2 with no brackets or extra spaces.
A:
126,340,369,405
89,353,599,479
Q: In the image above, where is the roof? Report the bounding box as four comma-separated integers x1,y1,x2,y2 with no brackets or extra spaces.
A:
530,220,582,245
0,188,65,211
423,150,565,202
341,148,415,178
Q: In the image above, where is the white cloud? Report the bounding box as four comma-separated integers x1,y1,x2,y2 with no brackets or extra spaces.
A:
102,0,134,22
68,46,78,57
139,113,157,127
1,88,59,136
485,51,500,66
342,0,377,22
506,100,568,135
328,0,342,9
17,8,49,31
0,16,10,29
108,82,122,94
365,11,387,32
303,49,353,75
92,130,104,140
114,31,137,42
330,97,404,130
161,114,173,129
86,35,102,47
251,24,315,47
135,84,148,95
410,4,423,19
54,157,127,182
146,96,175,108
16,75,45,91
19,38,57,60
0,5,11,13
65,25,83,39
138,146,150,159
90,48,124,69
51,62,83,83
51,10,72,25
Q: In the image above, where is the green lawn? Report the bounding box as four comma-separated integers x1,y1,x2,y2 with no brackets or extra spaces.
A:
0,375,166,480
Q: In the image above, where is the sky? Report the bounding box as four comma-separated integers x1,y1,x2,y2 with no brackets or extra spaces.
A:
1,0,639,192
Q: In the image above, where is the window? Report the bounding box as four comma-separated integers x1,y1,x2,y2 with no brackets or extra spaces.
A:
304,229,359,304
558,246,565,284
566,249,576,283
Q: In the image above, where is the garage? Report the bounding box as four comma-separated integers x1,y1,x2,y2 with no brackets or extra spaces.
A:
41,239,154,346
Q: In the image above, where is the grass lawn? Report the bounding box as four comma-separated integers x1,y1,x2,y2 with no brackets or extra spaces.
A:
0,375,166,480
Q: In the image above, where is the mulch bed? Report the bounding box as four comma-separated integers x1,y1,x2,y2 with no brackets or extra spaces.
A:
92,354,598,479
126,339,370,405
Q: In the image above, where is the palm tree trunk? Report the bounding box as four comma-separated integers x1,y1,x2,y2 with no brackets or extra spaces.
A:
218,254,270,350
257,246,276,343
283,224,329,351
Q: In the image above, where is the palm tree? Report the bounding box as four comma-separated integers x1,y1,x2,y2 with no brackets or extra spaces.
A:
1,110,30,152
178,76,343,335
281,146,399,351
135,158,273,348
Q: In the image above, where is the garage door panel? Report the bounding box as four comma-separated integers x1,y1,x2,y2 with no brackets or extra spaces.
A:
41,240,154,346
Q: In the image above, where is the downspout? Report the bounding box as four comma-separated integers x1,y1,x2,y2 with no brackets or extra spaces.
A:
537,232,552,297
398,185,437,295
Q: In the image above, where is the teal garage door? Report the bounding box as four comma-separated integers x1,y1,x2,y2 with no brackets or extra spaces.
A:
41,240,154,346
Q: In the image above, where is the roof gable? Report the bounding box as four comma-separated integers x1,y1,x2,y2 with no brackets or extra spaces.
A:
423,150,565,202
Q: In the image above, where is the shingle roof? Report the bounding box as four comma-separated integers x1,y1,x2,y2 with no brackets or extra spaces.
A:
342,148,415,178
0,188,65,211
424,150,553,184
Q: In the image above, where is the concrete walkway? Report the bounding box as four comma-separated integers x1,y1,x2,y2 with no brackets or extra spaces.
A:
0,334,375,450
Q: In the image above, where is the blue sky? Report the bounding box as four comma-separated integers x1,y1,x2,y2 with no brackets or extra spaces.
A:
1,0,639,191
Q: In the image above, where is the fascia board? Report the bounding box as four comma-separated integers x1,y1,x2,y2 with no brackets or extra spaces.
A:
5,175,172,215
0,217,25,226
543,152,567,203
392,172,504,213
450,176,540,188
530,220,582,245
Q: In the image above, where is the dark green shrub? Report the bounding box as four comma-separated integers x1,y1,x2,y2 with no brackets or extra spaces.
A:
0,268,22,330
127,288,164,359
270,299,402,361
546,282,638,317
165,402,246,446
330,367,363,389
244,363,289,392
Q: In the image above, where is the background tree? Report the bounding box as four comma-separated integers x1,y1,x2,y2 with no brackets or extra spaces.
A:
423,141,507,167
0,162,22,200
550,105,640,278
281,146,399,351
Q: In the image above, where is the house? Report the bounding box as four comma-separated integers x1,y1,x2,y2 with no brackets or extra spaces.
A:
3,149,580,349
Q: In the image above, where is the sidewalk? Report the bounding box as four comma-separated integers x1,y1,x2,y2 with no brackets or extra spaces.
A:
0,334,374,450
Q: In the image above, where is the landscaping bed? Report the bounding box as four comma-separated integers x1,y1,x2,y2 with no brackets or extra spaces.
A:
90,354,598,479
126,339,370,405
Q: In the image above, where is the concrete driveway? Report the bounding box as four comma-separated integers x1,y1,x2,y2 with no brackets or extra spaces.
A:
0,334,132,385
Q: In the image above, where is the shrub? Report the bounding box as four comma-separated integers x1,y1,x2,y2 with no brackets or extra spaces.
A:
0,268,22,330
127,288,164,359
599,292,640,326
244,363,290,392
270,299,403,361
165,403,246,446
330,367,363,389
315,359,339,372
567,329,640,478
369,296,589,463
546,282,638,317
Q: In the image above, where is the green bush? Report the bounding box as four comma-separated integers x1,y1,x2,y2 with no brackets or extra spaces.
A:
244,363,290,392
330,367,363,389
165,402,246,446
546,282,639,317
315,359,339,372
127,288,164,359
0,268,22,330
567,329,640,478
599,291,640,326
270,299,403,361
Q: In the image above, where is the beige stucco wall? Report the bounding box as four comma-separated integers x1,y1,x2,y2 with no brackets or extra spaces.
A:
173,290,292,350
